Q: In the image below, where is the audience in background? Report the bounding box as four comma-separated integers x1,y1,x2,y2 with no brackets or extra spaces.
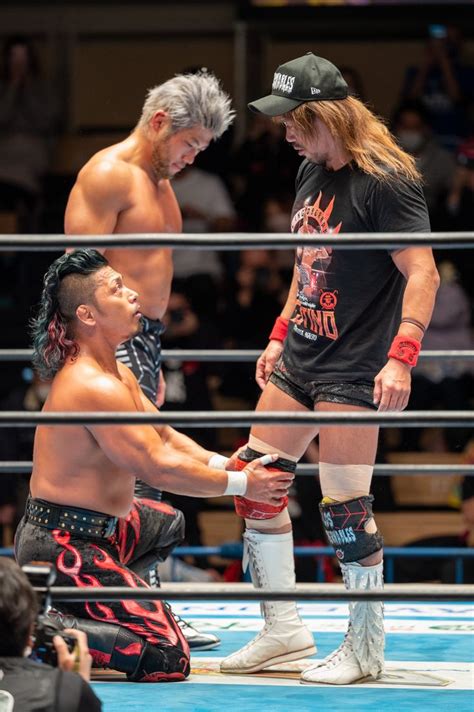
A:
393,101,456,224
230,114,300,231
402,260,473,453
400,24,474,152
0,35,59,233
172,164,236,283
160,287,222,574
0,370,51,545
219,249,284,401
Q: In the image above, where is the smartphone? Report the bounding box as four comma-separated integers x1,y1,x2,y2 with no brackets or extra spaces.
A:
428,24,447,40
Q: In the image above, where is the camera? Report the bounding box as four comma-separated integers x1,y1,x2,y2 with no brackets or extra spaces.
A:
22,562,78,667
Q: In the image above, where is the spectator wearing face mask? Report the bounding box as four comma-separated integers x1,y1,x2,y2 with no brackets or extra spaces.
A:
393,102,456,221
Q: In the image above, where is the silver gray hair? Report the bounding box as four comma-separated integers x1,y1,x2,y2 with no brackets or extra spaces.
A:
137,71,235,138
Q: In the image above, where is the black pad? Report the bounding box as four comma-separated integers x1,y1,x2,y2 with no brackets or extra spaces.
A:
239,446,296,474
319,495,383,563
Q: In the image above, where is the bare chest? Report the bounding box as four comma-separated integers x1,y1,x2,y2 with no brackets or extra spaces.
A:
115,176,182,234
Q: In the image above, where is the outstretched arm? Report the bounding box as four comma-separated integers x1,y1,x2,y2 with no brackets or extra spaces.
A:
79,374,292,503
136,383,215,465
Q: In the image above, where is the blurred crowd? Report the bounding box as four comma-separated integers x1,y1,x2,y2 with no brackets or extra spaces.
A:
0,30,473,580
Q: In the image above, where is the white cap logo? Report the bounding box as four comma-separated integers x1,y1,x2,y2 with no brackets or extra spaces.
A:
272,72,296,94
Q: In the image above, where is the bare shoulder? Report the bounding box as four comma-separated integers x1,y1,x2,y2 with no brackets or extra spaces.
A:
117,360,140,389
53,361,136,411
76,154,133,206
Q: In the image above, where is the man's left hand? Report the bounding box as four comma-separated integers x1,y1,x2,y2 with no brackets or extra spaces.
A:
373,358,412,412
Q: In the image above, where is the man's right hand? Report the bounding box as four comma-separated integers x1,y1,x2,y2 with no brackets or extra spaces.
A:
54,629,92,683
255,340,284,390
243,454,293,505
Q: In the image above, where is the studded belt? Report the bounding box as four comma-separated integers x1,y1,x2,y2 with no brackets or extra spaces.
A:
25,496,118,539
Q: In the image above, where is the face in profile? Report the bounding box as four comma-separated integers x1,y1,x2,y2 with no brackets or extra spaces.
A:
85,267,142,342
151,124,213,180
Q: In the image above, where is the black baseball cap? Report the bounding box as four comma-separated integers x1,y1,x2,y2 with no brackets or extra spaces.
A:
248,52,349,117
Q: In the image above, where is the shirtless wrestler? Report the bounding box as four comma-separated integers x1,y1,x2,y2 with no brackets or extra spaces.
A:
64,72,234,647
15,250,291,682
64,71,233,416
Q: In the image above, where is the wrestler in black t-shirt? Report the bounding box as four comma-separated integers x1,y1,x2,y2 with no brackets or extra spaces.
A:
284,160,430,382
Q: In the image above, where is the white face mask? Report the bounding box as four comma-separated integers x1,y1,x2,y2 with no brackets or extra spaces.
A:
397,130,425,153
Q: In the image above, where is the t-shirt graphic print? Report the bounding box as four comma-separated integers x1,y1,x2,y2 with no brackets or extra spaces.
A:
283,160,430,382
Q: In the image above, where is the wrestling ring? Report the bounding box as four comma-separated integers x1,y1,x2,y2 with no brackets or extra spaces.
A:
1,231,473,712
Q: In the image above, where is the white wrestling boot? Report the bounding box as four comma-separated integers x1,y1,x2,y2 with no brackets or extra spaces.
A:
220,529,316,674
301,560,384,685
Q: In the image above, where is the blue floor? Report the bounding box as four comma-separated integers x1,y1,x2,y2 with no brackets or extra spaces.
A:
91,602,474,712
93,686,474,712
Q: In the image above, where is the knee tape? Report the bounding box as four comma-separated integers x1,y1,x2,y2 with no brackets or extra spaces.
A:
248,435,297,462
319,495,383,563
234,443,296,520
245,508,291,530
319,462,373,501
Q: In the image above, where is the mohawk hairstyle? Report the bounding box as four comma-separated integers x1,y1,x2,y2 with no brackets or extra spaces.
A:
30,249,108,379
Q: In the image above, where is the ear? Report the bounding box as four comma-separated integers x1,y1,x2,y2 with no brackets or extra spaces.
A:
76,304,96,327
150,110,171,135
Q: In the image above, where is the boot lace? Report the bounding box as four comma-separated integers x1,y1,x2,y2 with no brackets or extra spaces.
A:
321,635,354,669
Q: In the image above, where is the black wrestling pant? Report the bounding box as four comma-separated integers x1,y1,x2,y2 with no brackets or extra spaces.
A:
15,497,190,682
116,315,165,503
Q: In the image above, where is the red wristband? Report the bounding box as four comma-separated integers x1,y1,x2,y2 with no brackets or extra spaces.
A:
387,335,421,367
269,316,289,342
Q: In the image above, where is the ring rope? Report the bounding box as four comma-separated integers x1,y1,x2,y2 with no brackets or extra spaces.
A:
2,348,474,362
39,582,474,603
0,461,472,476
0,410,471,427
0,231,472,251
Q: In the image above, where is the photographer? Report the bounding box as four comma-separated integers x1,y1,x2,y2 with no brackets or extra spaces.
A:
0,557,101,712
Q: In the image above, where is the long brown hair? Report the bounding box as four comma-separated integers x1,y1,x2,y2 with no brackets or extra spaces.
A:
287,96,421,182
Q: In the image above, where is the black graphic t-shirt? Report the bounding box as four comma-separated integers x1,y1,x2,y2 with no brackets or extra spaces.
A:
284,160,430,381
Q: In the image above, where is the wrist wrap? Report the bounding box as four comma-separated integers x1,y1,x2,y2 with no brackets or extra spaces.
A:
224,471,248,496
269,316,289,342
208,453,229,470
387,334,421,367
